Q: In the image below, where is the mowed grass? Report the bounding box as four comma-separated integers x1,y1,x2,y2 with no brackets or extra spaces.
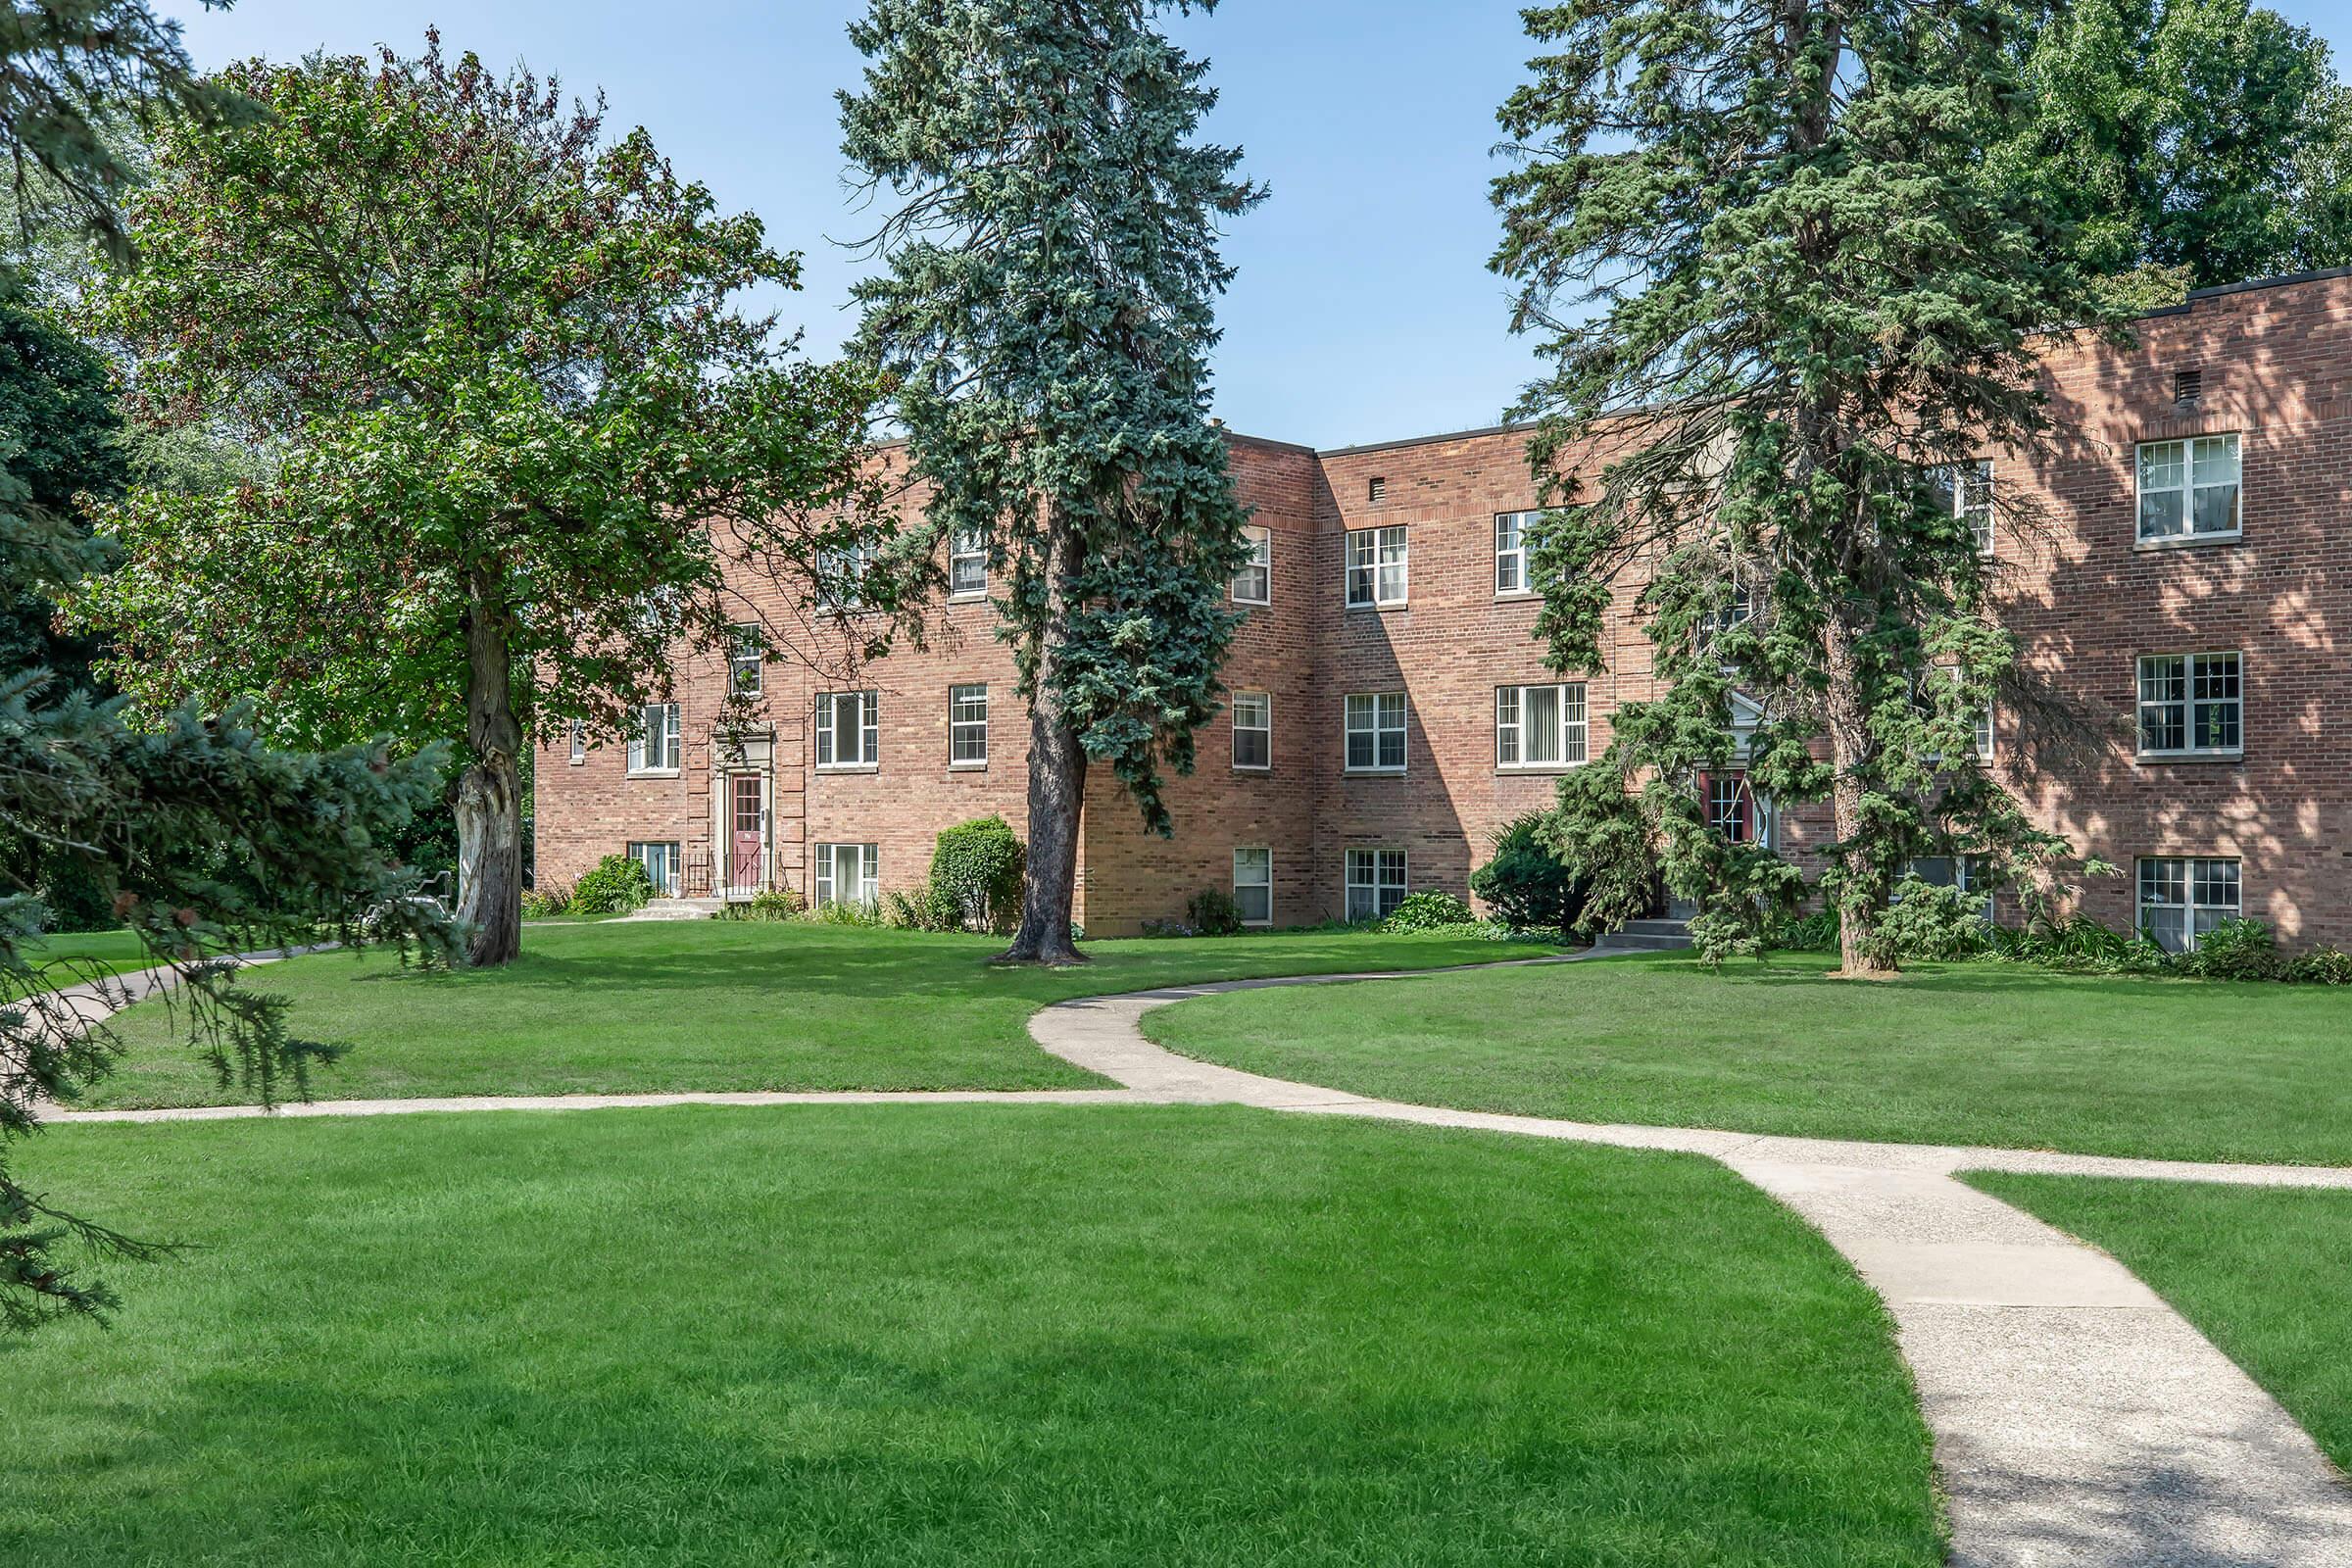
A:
4,1105,1941,1567
1966,1172,2352,1471
79,922,1560,1108
1145,951,2352,1164
20,927,154,983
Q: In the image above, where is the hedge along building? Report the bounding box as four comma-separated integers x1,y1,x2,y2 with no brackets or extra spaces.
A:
532,269,2352,948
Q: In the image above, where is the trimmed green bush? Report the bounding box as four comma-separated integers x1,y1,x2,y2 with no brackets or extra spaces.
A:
1381,892,1476,934
930,816,1025,933
1875,878,1996,962
727,888,803,923
571,854,655,916
1186,888,1243,936
1470,812,1585,938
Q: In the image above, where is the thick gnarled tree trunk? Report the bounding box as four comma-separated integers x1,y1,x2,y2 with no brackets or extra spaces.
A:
452,585,524,967
1002,514,1088,965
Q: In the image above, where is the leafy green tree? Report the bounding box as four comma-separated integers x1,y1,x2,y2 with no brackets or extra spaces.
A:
1494,0,2111,976
841,0,1262,964
3,1,459,1333
1999,0,2352,292
0,298,123,687
75,37,893,966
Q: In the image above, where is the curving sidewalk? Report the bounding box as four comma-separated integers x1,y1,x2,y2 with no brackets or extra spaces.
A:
1026,967,2352,1568
39,950,2352,1565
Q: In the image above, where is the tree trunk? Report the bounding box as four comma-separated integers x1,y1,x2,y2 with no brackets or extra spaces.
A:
1002,513,1088,965
453,579,524,968
1821,607,1896,979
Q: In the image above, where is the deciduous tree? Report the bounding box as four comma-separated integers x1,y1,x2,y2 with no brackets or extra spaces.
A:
841,0,1261,964
76,37,894,965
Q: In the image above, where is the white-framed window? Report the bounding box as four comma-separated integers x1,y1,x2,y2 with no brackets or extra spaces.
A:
2136,434,2241,542
949,683,989,767
814,842,880,909
1233,847,1272,927
1232,525,1271,605
1345,848,1407,923
1495,683,1588,770
1703,771,1765,844
567,720,586,766
626,702,681,774
949,527,988,600
816,542,871,609
2138,857,2240,953
1977,702,1995,762
1919,666,1995,764
729,626,763,698
627,841,680,897
1494,511,1538,596
1344,691,1406,772
1232,691,1271,770
815,690,881,769
2137,652,2241,757
1345,524,1407,608
1931,459,1995,555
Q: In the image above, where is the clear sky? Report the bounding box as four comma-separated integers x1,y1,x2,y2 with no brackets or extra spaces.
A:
171,0,2352,452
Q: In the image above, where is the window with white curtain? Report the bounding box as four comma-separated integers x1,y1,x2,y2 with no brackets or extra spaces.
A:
1495,683,1587,769
1233,847,1272,927
815,691,880,769
1232,525,1271,604
626,702,681,774
2136,435,2240,541
814,842,879,908
1345,525,1407,608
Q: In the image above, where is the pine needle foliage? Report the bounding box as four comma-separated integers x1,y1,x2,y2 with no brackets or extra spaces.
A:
1493,0,2125,973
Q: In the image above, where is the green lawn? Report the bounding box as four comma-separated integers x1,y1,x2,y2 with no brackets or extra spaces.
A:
19,927,155,983
6,1104,1941,1566
79,922,1558,1108
1144,950,2352,1164
1966,1172,2352,1472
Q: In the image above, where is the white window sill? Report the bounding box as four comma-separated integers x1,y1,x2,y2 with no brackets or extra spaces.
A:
948,591,988,605
626,768,681,779
1494,589,1537,602
815,763,880,774
1232,763,1272,774
2136,750,2244,763
1342,766,1406,777
949,760,988,771
1345,600,1408,612
1496,761,1586,775
2134,531,2241,552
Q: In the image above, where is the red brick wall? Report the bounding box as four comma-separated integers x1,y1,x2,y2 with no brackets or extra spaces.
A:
534,270,2352,948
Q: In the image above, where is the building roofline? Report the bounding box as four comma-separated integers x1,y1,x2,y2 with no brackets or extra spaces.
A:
2141,265,2352,319
1315,420,1526,460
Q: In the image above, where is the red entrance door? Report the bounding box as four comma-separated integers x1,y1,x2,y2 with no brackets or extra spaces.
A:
729,774,764,893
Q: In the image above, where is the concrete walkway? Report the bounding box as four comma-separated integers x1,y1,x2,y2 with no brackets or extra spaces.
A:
1026,971,2352,1568
40,949,2352,1563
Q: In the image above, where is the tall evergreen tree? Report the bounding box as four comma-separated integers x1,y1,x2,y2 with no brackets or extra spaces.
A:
3,1,456,1333
1494,0,2118,976
842,0,1262,964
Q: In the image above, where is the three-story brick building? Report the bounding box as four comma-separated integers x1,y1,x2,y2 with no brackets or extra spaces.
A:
535,268,2352,949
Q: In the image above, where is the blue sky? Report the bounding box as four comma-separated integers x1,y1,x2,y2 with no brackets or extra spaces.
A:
172,1,2352,451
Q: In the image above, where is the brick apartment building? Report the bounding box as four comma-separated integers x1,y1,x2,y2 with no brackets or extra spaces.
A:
534,268,2352,950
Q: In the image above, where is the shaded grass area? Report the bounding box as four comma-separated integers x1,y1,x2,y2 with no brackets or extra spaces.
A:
5,1104,1942,1566
79,922,1560,1108
1966,1172,2352,1472
1145,950,2352,1164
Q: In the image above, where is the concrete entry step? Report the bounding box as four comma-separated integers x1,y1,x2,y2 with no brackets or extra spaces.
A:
1595,918,1692,951
614,898,725,922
